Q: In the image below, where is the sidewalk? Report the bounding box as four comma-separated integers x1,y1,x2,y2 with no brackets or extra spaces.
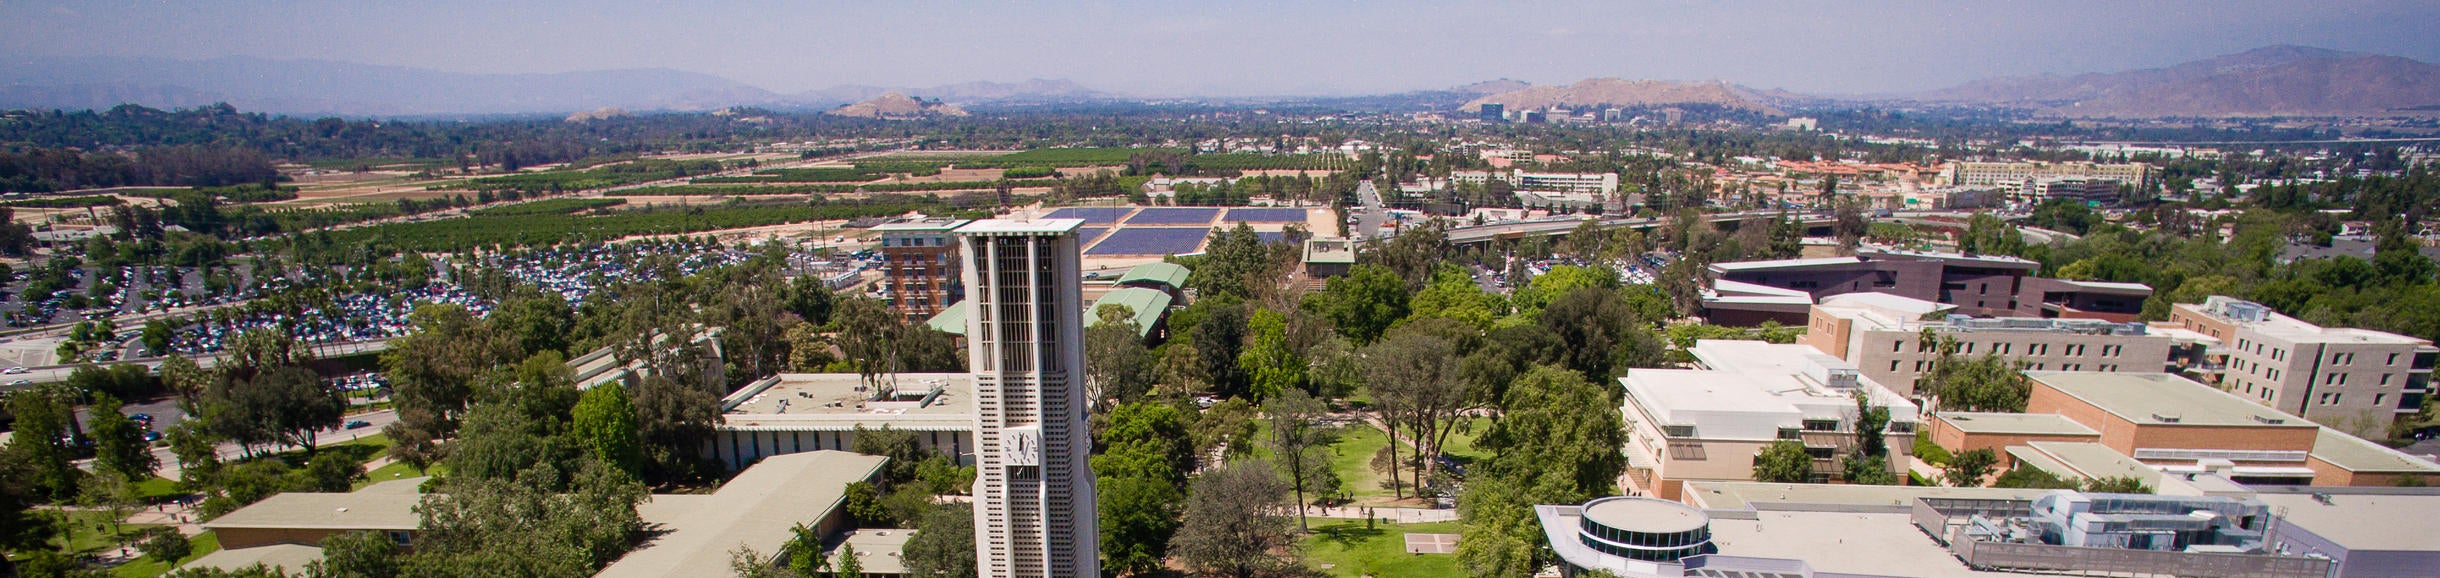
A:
1301,505,1458,523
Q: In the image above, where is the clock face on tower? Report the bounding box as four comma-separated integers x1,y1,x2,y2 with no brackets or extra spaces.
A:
1002,425,1043,467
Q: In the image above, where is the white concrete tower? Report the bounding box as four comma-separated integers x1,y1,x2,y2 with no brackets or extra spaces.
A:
955,218,1097,578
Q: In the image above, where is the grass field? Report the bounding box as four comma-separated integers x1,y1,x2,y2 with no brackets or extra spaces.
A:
358,461,443,490
1329,423,1398,503
110,532,219,578
1301,520,1464,578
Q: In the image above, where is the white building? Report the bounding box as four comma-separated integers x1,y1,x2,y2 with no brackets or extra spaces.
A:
1800,293,2184,397
711,372,976,470
2168,296,2438,434
955,219,1098,578
1619,341,1920,500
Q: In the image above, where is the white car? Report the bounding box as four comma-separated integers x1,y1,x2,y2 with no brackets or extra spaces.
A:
1,367,26,375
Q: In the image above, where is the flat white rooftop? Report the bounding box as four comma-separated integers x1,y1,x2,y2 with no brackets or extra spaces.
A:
2253,491,2440,552
954,218,1083,235
1623,341,1916,441
720,373,974,432
1709,510,2023,578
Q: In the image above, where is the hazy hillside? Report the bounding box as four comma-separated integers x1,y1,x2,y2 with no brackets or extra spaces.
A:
1463,78,1780,114
1910,46,2440,116
0,56,783,116
825,93,969,119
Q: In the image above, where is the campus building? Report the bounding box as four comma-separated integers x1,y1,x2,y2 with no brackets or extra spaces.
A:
2167,296,2437,431
1616,341,1920,500
954,218,1098,578
1942,161,2156,192
1800,293,2182,396
874,217,971,319
1447,169,1620,194
712,372,976,470
1536,480,2438,578
189,452,892,577
1701,247,2150,325
1926,371,2440,487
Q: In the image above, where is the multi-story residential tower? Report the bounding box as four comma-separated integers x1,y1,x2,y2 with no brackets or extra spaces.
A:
954,218,1097,578
2168,296,2438,433
875,218,971,319
1799,293,2181,397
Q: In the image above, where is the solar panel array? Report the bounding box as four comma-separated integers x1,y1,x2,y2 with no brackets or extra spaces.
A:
1077,227,1110,245
1252,231,1289,244
1086,228,1211,255
1045,206,1132,224
1125,207,1223,225
1223,208,1310,223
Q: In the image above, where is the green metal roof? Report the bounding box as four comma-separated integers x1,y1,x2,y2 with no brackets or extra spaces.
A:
1117,262,1191,289
1086,288,1173,338
924,301,970,336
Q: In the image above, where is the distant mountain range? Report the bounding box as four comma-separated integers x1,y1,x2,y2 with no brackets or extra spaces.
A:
0,56,1113,117
2,46,2435,118
1898,45,2440,116
1462,78,1782,115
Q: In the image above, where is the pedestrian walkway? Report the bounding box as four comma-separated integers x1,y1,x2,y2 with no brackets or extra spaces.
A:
1301,505,1458,523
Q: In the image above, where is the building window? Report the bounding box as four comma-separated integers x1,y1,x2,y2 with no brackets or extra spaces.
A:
1893,341,1904,353
1890,360,1902,371
1777,428,1801,440
1802,419,1841,432
2376,393,2387,406
1668,441,1708,461
1662,425,1696,438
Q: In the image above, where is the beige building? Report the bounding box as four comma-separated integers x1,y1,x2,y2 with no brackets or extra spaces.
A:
1618,341,1920,500
2167,296,2437,434
1942,161,2155,191
1801,293,2182,397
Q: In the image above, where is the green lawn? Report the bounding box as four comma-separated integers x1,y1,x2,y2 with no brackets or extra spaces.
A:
1301,520,1464,578
111,531,219,578
357,461,443,490
49,509,159,554
261,433,392,468
1438,417,1491,463
129,477,188,503
1328,422,1399,503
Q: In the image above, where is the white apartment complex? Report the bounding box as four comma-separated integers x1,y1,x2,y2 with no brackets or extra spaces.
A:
956,219,1098,578
1942,161,2155,191
1618,341,1920,500
2168,296,2438,434
1449,169,1619,194
1799,293,2182,397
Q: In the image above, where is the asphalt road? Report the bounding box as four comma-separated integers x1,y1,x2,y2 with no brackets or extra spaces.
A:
1354,179,1388,238
148,409,400,480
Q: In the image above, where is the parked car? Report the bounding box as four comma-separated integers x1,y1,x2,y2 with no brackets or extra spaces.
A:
1,367,27,374
345,420,372,430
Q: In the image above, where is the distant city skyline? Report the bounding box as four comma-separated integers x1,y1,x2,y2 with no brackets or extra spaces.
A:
2,0,2436,97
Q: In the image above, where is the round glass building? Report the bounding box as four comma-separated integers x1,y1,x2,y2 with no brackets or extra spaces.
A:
1575,497,1714,562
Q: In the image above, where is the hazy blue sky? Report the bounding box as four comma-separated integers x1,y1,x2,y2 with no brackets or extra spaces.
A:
4,0,2436,96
